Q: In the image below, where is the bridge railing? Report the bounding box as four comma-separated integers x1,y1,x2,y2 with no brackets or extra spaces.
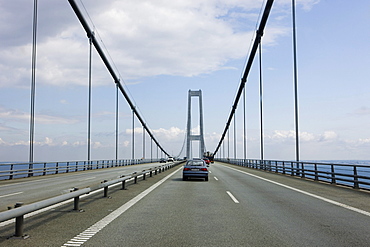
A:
0,158,161,180
216,158,370,190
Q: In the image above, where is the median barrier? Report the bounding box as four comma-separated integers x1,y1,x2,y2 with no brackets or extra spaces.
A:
0,161,183,238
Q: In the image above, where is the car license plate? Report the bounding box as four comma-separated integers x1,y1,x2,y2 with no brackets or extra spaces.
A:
191,168,199,171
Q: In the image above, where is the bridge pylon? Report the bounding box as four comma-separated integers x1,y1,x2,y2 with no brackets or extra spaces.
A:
186,90,205,159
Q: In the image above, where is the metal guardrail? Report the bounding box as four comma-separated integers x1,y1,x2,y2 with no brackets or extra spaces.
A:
217,158,370,190
0,158,161,180
0,161,183,238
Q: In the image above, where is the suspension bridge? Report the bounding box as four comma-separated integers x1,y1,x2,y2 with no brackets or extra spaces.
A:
1,0,370,246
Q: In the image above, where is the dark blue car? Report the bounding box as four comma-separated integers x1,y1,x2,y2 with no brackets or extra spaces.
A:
182,159,209,181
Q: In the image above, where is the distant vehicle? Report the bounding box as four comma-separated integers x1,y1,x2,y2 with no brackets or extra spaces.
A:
204,153,214,163
159,158,166,163
203,158,210,165
167,157,174,162
182,159,208,181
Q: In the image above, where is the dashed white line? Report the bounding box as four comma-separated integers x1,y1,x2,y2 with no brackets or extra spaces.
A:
0,191,23,198
226,191,239,203
80,177,96,181
214,176,219,181
224,164,370,217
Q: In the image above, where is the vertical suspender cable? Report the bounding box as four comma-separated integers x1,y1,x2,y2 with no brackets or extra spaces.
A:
292,0,300,161
143,126,145,159
29,0,38,175
243,86,247,160
259,43,264,161
132,110,135,160
87,36,92,162
234,115,236,159
115,83,119,161
227,130,230,159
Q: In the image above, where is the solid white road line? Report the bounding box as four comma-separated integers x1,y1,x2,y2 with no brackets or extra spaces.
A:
0,191,23,198
0,176,137,227
223,164,370,217
226,191,240,203
79,177,96,181
61,167,182,247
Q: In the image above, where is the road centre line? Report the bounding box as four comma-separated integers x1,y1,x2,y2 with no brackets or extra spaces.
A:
226,191,239,203
62,167,182,247
0,191,23,198
223,164,370,217
214,176,219,181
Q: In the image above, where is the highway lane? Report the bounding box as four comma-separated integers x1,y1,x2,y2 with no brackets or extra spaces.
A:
0,162,172,211
2,162,370,246
67,162,370,246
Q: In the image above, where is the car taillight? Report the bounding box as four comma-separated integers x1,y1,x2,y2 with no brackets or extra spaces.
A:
183,168,191,171
200,168,208,171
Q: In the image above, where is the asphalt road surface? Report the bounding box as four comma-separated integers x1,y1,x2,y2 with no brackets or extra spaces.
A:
1,162,370,246
0,162,169,212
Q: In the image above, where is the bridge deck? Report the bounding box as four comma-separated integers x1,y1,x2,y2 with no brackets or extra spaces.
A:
1,162,370,246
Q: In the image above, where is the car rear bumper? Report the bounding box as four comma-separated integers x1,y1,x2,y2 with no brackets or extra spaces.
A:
182,171,208,178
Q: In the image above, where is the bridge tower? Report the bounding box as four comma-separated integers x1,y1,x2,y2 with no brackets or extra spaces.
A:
186,90,205,159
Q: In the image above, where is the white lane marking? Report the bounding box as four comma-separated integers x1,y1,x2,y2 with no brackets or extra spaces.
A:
226,191,240,203
0,191,23,198
0,178,51,187
80,177,96,181
224,165,370,217
61,167,182,247
214,176,219,181
0,177,137,228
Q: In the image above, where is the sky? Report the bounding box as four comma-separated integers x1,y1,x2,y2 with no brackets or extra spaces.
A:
0,0,370,162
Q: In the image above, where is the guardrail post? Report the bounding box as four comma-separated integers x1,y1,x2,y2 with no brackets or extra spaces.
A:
143,171,146,180
43,163,47,176
150,170,153,177
9,164,14,180
103,180,108,197
72,188,80,211
14,202,28,238
134,176,138,184
290,162,294,176
353,166,359,189
301,163,305,178
331,164,336,184
314,163,318,181
122,179,126,190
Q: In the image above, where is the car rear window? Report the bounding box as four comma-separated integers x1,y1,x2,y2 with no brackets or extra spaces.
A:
187,161,204,166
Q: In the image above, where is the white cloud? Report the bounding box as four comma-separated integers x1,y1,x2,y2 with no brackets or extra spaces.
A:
0,0,311,88
0,106,79,125
152,127,185,141
261,129,338,145
319,131,338,142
